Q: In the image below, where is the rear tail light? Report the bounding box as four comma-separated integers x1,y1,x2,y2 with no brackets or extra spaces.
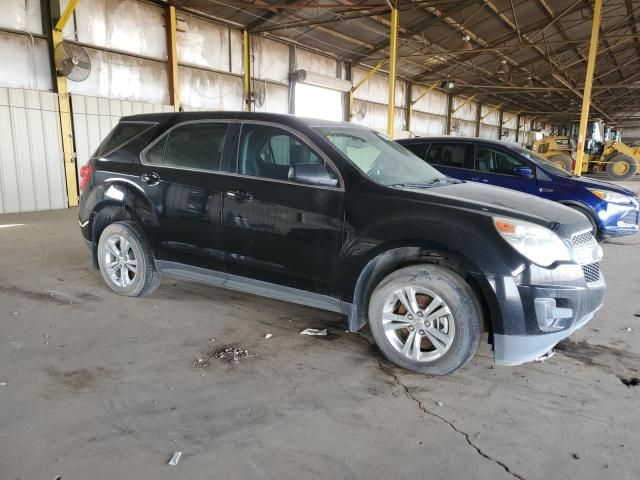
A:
79,163,93,192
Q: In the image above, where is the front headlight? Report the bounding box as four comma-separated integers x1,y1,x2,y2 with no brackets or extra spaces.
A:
493,217,572,267
588,189,633,205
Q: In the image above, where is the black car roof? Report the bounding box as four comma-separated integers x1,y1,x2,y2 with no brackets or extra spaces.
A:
121,111,361,131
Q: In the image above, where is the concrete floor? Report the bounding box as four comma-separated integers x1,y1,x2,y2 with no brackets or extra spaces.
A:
1,182,639,480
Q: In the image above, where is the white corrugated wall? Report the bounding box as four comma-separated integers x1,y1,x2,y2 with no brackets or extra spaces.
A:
71,95,174,176
0,88,67,214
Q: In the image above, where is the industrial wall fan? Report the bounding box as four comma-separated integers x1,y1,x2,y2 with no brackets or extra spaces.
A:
54,41,91,82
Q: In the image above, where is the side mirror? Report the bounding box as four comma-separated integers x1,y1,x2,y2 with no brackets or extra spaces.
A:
288,163,338,187
513,166,533,179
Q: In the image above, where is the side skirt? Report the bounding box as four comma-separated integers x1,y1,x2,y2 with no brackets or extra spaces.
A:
155,260,355,321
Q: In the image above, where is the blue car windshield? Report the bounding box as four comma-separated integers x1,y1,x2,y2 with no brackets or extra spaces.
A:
316,127,446,187
511,145,574,178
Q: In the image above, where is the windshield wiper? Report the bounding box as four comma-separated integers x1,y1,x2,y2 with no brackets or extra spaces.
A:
427,177,462,186
390,177,462,189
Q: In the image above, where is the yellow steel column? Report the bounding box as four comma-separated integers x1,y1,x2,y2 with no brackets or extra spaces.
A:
386,2,399,138
243,30,251,112
52,0,79,207
574,0,602,176
166,4,180,111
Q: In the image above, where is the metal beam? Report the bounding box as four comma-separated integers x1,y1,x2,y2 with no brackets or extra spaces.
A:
166,4,180,111
481,103,503,121
446,93,453,134
243,29,251,111
50,0,79,208
452,94,477,115
407,81,438,133
349,59,386,121
54,0,78,31
387,2,399,138
574,0,602,176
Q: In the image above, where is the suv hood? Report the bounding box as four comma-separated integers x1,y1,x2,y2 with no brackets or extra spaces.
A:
403,181,591,237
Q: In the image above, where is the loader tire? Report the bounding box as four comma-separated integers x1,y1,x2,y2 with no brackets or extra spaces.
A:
606,154,637,180
549,154,572,172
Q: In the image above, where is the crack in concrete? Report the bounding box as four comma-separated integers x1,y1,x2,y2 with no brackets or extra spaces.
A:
376,359,527,480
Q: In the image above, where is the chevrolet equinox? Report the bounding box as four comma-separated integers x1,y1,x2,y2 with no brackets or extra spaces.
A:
78,112,605,375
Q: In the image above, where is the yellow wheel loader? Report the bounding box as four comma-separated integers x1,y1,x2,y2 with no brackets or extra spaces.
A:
530,136,575,171
529,121,639,180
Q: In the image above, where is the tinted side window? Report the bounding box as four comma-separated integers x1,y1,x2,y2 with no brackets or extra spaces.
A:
403,143,426,158
238,124,335,184
94,122,154,157
146,122,229,171
425,143,468,168
476,147,526,175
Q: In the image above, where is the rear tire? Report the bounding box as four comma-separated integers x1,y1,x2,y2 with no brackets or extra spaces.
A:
606,154,637,180
549,154,572,172
368,265,482,375
97,221,160,297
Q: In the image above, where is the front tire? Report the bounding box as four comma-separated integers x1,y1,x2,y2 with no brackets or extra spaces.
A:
549,154,572,171
368,265,482,375
97,221,160,297
606,154,637,180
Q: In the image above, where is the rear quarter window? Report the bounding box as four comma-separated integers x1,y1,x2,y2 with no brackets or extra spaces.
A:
93,122,155,158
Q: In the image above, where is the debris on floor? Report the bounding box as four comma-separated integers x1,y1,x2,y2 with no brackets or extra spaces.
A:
168,451,182,466
620,376,639,387
264,333,273,339
300,328,327,336
194,346,256,367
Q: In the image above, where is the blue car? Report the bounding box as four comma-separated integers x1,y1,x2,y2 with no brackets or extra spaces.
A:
397,137,639,240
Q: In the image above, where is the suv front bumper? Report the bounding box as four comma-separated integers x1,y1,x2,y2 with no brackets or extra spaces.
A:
488,264,605,366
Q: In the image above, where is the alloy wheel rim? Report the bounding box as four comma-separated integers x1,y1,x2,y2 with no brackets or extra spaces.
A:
382,286,455,363
104,235,137,288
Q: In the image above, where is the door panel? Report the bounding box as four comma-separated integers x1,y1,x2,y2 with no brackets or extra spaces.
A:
222,123,344,296
131,121,234,271
472,145,539,194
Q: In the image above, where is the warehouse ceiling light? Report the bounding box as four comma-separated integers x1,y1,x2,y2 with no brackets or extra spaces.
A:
497,59,510,75
292,69,352,92
441,79,455,90
461,34,473,52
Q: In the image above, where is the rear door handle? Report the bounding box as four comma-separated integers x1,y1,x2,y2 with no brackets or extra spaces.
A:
470,177,488,183
539,187,554,193
226,190,253,203
140,172,160,186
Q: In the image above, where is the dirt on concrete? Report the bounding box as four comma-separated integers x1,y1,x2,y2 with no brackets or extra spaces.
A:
1,202,639,480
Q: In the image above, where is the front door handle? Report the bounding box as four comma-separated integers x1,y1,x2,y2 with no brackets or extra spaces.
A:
539,187,554,193
226,190,253,203
470,177,488,183
141,172,160,186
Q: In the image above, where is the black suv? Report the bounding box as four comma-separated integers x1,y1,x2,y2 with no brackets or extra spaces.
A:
79,112,605,375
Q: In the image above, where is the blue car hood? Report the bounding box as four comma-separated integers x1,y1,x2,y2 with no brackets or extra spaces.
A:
555,174,637,197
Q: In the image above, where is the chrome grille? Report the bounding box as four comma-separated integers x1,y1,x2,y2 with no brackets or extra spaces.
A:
582,262,600,283
572,231,595,246
621,209,639,225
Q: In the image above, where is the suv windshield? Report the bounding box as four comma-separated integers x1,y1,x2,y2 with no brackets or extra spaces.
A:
510,145,574,178
316,127,446,187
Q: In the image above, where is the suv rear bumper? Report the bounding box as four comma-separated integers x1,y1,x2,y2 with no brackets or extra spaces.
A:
492,273,605,366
